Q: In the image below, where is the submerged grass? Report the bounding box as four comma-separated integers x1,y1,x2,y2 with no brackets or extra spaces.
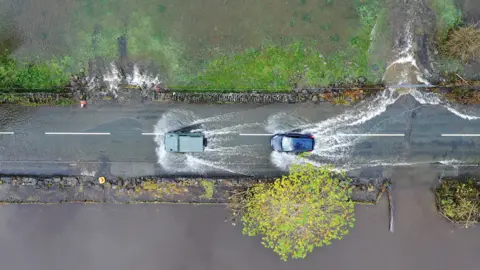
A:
428,0,462,41
0,51,72,91
70,6,188,84
178,0,385,91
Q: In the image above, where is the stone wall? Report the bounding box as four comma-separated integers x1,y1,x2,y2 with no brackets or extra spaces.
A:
0,175,386,204
150,89,378,104
0,88,381,105
0,92,74,104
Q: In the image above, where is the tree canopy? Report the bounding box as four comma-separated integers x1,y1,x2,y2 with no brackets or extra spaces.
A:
238,163,355,261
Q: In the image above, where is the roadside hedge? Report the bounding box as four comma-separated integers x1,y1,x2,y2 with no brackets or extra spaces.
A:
435,179,480,224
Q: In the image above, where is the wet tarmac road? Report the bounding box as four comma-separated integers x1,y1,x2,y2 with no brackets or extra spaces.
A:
1,93,480,177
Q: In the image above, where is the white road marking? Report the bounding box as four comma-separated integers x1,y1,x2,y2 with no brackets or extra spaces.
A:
0,132,14,135
337,133,405,137
239,133,274,136
239,133,405,137
441,134,480,137
45,132,111,135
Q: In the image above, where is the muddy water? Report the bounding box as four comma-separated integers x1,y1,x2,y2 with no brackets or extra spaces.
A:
0,0,362,83
382,0,437,85
455,0,480,22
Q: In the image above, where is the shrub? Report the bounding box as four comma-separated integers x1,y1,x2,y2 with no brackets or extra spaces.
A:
0,50,72,90
201,180,215,199
230,163,355,261
443,26,480,62
435,179,480,226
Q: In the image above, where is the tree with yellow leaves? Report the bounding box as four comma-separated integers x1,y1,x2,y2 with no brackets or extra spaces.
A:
231,163,355,261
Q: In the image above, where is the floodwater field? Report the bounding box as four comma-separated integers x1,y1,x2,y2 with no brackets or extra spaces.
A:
0,0,387,90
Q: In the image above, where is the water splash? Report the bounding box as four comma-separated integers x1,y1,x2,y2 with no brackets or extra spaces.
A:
153,109,265,174
80,168,96,177
191,111,242,125
409,89,480,120
270,151,363,172
126,65,161,87
267,88,405,170
266,112,310,133
196,123,263,137
88,62,162,97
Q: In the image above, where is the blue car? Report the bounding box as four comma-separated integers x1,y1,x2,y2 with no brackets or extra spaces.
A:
270,133,315,153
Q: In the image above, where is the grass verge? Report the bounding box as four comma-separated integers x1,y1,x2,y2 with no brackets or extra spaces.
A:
428,0,462,42
0,50,73,91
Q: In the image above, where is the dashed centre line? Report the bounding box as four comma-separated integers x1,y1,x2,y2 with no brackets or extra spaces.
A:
45,132,111,135
441,134,480,137
0,132,14,135
239,133,406,137
337,133,405,137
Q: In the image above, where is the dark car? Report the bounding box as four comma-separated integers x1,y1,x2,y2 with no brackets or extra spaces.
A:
270,133,315,153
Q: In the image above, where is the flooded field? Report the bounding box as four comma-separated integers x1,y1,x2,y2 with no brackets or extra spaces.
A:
0,0,387,90
3,0,473,90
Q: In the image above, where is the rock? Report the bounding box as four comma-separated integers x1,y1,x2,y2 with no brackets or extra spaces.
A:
437,88,450,94
301,89,309,95
64,177,78,187
311,95,319,102
44,178,53,184
35,180,45,189
116,179,123,187
53,177,61,183
23,178,37,186
1,177,12,184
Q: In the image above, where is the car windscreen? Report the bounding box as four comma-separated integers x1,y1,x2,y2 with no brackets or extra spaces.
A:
281,137,295,151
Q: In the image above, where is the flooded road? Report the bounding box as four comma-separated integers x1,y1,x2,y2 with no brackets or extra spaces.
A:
1,89,480,177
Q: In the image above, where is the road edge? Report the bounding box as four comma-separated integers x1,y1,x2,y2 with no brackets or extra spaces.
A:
0,175,386,205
